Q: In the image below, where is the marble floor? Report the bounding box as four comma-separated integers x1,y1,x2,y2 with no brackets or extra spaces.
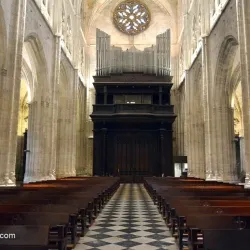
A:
74,183,178,250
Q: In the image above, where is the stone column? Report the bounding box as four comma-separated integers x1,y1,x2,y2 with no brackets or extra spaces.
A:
70,69,78,177
48,35,60,180
214,104,236,182
214,105,224,180
65,99,71,176
236,0,250,187
180,91,185,155
182,1,189,159
76,83,87,176
191,82,199,178
56,91,76,178
200,0,215,180
193,81,202,179
0,1,26,186
240,137,245,175
184,70,193,177
189,75,195,177
24,93,56,183
201,36,215,180
197,118,206,179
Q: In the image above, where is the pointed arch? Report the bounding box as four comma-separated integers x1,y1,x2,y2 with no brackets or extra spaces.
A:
229,63,241,103
22,33,54,183
214,36,238,98
21,59,33,103
24,33,50,95
211,35,239,182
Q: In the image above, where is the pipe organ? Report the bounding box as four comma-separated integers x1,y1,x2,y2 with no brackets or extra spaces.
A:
91,28,176,182
96,28,171,76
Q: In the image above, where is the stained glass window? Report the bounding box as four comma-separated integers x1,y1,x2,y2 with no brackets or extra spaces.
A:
113,1,151,35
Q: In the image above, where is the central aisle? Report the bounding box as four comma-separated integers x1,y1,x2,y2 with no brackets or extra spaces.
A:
75,183,178,250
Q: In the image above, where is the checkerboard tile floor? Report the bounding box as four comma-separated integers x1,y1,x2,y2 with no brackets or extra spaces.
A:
74,183,178,250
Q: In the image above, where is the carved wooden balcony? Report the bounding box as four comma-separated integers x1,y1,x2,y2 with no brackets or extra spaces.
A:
91,104,176,123
92,104,174,114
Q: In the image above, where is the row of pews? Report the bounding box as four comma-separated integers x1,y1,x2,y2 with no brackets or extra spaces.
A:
144,177,250,250
0,177,120,250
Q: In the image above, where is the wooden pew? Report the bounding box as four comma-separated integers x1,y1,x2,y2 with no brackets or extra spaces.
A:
178,213,250,249
0,212,78,246
0,225,67,250
144,177,250,250
201,229,250,250
0,177,120,249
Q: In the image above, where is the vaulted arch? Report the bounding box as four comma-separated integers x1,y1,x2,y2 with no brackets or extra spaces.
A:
214,36,238,98
24,33,50,96
22,34,55,183
229,63,241,104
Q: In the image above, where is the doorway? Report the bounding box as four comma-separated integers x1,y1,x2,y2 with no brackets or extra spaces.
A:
15,79,29,183
114,132,159,182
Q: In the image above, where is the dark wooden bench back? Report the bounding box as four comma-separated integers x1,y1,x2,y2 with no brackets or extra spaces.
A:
203,229,250,250
0,225,49,245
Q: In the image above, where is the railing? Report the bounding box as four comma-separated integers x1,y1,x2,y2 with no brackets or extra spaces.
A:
92,104,174,114
95,66,171,77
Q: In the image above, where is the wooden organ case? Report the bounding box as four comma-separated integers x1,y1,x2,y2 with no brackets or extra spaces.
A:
90,29,176,182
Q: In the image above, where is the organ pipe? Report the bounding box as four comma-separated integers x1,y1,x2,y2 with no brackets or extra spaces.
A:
96,28,171,76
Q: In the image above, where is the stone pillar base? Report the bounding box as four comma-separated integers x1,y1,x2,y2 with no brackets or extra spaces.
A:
23,175,56,183
206,175,222,181
42,175,56,181
56,172,76,179
224,181,240,185
206,178,220,181
0,174,16,186
244,177,250,189
0,183,16,187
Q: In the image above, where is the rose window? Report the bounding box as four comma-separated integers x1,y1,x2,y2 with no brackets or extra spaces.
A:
113,1,151,35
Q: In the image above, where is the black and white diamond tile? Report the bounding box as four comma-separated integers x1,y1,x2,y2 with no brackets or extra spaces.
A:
74,183,178,250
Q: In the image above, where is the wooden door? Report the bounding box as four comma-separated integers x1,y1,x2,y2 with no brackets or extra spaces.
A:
114,131,159,181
